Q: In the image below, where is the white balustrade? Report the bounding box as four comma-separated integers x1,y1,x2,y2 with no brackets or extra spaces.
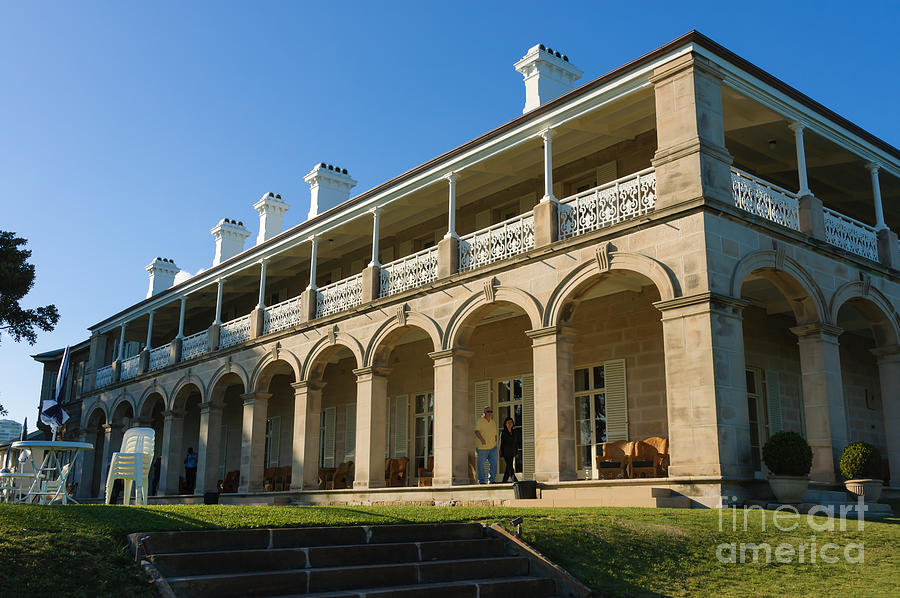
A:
120,354,141,381
264,295,303,335
181,329,209,360
219,315,251,349
458,211,535,272
379,245,439,297
823,208,879,261
95,365,113,389
558,169,657,241
148,344,171,371
316,273,364,318
730,168,800,231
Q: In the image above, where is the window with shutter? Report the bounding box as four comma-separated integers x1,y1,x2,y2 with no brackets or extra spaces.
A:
474,380,491,422
573,364,608,478
344,404,356,461
265,416,281,467
521,374,535,481
321,407,336,468
604,359,628,442
392,395,409,458
765,370,782,434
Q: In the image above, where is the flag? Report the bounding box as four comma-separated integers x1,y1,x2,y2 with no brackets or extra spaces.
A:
40,346,71,433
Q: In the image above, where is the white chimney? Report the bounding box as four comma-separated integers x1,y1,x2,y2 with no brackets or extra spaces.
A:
514,44,583,114
145,257,179,298
303,163,357,220
211,218,251,266
253,192,290,245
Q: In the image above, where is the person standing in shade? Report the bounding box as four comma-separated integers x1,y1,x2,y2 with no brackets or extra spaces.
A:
474,406,498,484
184,447,198,493
499,416,519,483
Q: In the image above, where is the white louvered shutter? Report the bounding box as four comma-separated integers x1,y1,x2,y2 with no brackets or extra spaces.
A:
475,381,491,422
765,370,783,435
385,396,391,458
344,404,356,461
323,407,336,468
522,374,535,481
392,395,409,458
604,359,628,442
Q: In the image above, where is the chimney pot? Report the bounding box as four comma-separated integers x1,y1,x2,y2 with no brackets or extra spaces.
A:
304,162,358,220
514,44,583,114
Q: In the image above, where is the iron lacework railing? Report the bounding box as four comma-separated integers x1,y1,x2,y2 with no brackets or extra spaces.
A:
730,168,800,231
181,329,209,360
148,344,171,371
316,273,364,318
263,295,304,335
219,314,251,349
379,245,440,297
558,168,657,240
823,207,879,261
459,211,535,272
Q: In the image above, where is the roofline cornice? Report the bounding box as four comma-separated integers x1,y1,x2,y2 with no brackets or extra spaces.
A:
89,30,900,333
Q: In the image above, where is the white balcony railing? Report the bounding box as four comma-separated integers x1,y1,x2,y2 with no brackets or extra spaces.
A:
95,365,113,389
316,273,364,318
459,211,535,272
181,329,209,360
120,355,141,381
148,344,171,371
379,245,440,297
264,295,303,335
558,168,657,241
824,208,879,261
730,168,800,232
219,315,251,349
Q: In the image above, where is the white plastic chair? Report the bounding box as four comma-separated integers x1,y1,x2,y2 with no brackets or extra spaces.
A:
105,427,155,505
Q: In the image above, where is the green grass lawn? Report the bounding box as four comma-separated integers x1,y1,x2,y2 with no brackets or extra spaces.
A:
0,504,898,598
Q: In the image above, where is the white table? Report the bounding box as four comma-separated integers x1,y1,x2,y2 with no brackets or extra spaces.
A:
11,440,93,504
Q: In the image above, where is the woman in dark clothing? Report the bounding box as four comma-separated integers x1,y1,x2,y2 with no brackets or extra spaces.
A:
499,417,519,483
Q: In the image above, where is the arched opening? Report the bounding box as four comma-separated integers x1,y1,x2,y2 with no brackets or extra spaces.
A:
835,297,898,485
81,406,106,499
254,360,297,491
109,400,135,454
209,372,246,493
452,300,535,484
557,270,666,479
138,393,165,493
306,345,359,489
167,383,202,495
740,270,816,477
370,324,438,487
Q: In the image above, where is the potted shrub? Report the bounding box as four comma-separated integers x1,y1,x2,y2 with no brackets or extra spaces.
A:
840,441,883,502
763,431,813,503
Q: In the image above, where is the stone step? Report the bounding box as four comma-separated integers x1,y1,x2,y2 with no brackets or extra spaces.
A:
151,538,507,577
279,575,557,598
132,523,485,556
166,556,530,598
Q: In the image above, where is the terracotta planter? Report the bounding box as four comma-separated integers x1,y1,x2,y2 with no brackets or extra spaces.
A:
844,479,883,503
768,475,809,503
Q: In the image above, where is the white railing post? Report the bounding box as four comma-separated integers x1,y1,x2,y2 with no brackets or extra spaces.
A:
117,324,126,361
789,122,811,197
177,296,186,339
214,279,224,325
307,236,319,291
444,173,459,239
369,208,381,267
540,128,556,204
257,259,268,309
866,163,887,231
145,311,154,350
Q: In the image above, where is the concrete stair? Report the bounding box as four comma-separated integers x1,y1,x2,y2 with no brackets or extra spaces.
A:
130,523,569,598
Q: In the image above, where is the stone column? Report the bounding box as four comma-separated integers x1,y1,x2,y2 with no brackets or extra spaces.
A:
429,349,473,486
527,326,577,483
352,367,390,489
872,345,900,484
158,409,185,495
791,323,848,483
290,381,325,490
238,392,271,492
651,53,733,210
87,331,107,390
196,401,223,495
655,294,753,478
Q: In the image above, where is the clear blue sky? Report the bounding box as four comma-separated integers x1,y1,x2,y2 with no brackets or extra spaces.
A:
1,1,898,425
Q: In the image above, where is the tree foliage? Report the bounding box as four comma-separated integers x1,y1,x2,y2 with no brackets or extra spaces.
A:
0,231,59,345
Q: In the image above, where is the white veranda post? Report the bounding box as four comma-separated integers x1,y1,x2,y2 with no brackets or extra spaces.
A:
540,128,556,203
789,122,811,197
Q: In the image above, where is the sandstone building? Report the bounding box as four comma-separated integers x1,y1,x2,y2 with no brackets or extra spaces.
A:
33,32,900,507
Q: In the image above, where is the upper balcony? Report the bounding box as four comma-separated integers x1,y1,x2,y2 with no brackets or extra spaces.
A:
83,33,900,394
